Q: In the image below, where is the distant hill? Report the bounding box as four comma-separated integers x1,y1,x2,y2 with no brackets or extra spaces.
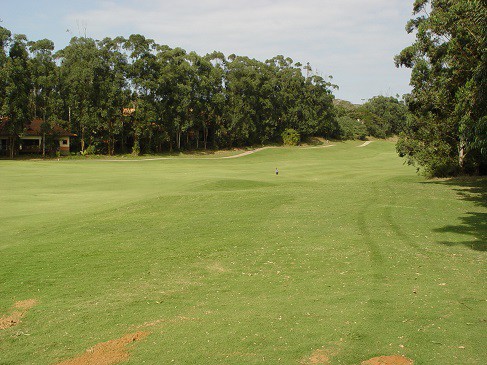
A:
333,99,360,109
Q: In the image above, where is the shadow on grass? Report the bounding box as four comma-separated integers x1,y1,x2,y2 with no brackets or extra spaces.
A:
428,177,486,251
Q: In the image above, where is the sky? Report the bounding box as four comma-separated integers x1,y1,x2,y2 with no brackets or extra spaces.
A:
2,0,415,104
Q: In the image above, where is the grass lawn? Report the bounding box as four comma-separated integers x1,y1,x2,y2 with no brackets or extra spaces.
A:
0,141,485,364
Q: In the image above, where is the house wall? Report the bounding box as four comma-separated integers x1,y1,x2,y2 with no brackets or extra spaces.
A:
19,136,41,153
59,137,70,155
21,136,42,143
18,136,71,155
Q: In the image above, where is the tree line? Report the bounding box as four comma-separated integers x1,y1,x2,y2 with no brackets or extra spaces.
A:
1,28,342,156
395,0,486,176
4,0,485,179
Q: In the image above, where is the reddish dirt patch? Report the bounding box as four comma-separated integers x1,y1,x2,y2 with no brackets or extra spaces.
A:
300,341,343,365
14,299,37,310
0,299,37,330
300,349,333,365
307,349,330,364
362,355,414,365
57,332,149,365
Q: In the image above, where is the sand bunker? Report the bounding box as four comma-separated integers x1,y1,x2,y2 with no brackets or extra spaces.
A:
0,299,37,330
362,355,414,365
57,332,149,365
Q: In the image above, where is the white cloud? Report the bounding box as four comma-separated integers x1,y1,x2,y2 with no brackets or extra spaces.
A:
64,0,414,103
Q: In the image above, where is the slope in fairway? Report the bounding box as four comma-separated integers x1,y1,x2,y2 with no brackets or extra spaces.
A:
0,141,485,364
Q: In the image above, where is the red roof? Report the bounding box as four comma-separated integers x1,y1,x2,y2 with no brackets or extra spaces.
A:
24,119,76,137
0,118,76,137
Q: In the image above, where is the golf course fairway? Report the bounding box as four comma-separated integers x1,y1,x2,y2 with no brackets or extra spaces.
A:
0,141,485,364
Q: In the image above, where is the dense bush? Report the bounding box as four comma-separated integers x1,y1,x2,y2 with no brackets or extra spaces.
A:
333,96,408,140
81,145,97,156
281,128,301,145
336,116,367,140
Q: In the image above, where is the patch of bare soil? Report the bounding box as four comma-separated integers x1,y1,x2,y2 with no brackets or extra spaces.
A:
362,355,414,365
57,332,149,365
0,299,37,330
305,349,330,364
300,340,344,365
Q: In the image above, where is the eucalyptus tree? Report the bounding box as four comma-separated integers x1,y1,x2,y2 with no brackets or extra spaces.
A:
56,37,101,152
97,37,129,155
27,39,57,121
266,55,304,133
185,51,222,149
1,33,32,158
264,57,337,141
0,26,12,116
251,58,278,143
170,48,194,150
124,34,159,154
223,55,275,146
156,47,206,150
395,0,487,176
299,74,337,137
201,51,226,149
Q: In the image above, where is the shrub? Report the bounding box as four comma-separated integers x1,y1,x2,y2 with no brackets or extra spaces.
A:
281,128,300,146
82,145,97,156
132,141,141,156
336,116,367,140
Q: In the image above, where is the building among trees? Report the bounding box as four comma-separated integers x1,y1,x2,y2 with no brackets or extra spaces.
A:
0,118,75,156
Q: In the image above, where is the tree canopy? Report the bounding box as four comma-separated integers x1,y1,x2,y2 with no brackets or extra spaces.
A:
0,26,341,156
395,0,487,176
334,96,408,140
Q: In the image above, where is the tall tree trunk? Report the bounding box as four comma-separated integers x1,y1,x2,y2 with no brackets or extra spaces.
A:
33,87,37,118
121,121,125,154
204,125,208,150
9,137,15,159
81,127,85,153
459,138,466,172
108,120,115,156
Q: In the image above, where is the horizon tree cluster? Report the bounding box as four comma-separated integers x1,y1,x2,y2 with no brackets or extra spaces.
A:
0,27,339,156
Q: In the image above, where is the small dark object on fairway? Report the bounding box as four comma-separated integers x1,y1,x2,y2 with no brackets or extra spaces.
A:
275,168,279,175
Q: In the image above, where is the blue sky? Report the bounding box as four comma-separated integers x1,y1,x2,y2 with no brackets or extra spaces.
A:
2,0,415,104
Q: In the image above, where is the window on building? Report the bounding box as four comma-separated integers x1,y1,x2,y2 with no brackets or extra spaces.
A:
62,139,68,145
23,139,41,147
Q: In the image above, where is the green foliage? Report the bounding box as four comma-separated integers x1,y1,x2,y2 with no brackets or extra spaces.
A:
0,27,337,156
363,95,408,135
333,96,408,140
0,33,32,157
396,127,460,177
396,0,487,176
336,116,367,140
333,99,356,118
131,140,140,156
281,128,300,145
81,144,97,156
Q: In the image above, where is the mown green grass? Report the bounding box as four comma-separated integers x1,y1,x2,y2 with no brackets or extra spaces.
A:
0,141,485,364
